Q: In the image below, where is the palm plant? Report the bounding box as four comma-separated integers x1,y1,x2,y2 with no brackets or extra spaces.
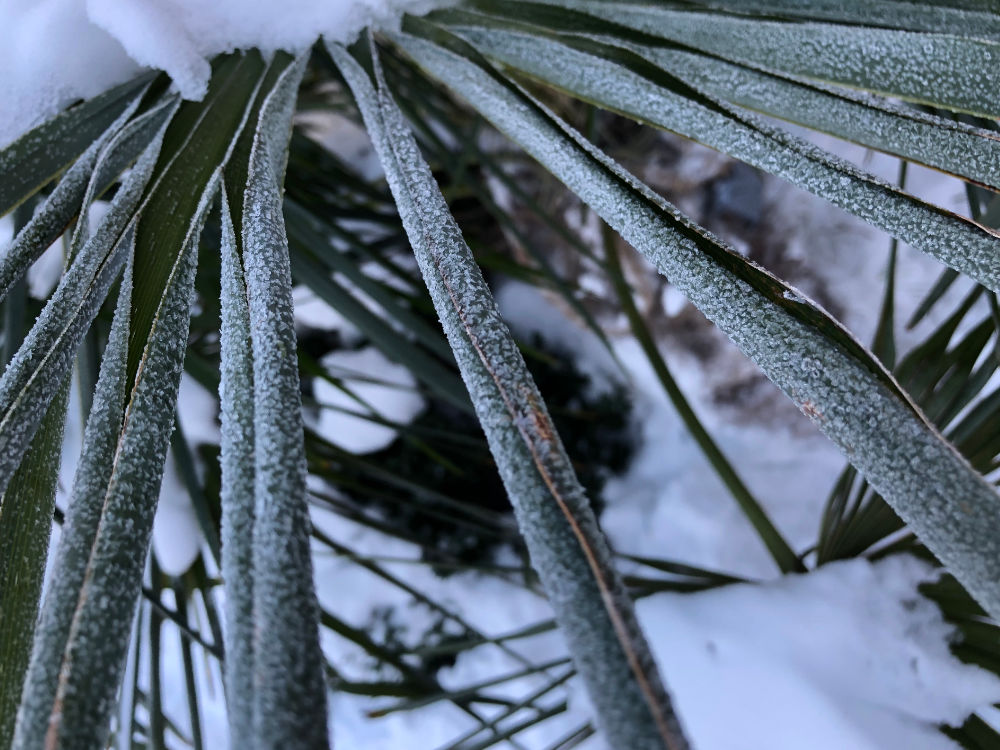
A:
3,1,1000,748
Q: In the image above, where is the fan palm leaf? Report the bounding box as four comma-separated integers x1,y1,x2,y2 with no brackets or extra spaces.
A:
2,2,1000,747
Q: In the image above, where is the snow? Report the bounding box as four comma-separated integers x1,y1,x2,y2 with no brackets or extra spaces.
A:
292,283,363,344
13,194,109,301
660,284,688,318
643,557,1000,750
151,454,202,577
0,0,450,148
0,1,141,149
307,489,1000,750
26,232,62,299
176,371,221,448
297,112,386,183
312,346,424,454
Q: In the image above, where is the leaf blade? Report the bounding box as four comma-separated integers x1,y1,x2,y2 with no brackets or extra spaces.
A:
332,39,690,750
232,51,331,748
218,187,257,747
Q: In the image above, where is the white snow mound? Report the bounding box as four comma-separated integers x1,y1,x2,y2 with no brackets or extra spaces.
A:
641,556,1000,750
0,0,448,147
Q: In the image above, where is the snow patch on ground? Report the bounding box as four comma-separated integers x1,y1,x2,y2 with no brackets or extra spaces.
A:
293,284,363,344
644,556,1000,750
312,346,425,454
27,238,63,300
309,502,591,749
151,457,202,577
308,483,1000,749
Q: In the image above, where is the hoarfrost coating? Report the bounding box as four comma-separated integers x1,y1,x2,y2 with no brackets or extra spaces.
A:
0,0,450,148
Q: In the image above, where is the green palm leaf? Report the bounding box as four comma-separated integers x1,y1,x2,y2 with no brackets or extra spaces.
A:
331,38,689,749
435,11,1000,292
219,50,330,747
540,1,1000,116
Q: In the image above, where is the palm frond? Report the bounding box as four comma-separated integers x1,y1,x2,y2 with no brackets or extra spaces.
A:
3,2,1000,747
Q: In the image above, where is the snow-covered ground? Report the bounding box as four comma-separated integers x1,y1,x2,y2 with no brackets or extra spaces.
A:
643,556,1000,750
